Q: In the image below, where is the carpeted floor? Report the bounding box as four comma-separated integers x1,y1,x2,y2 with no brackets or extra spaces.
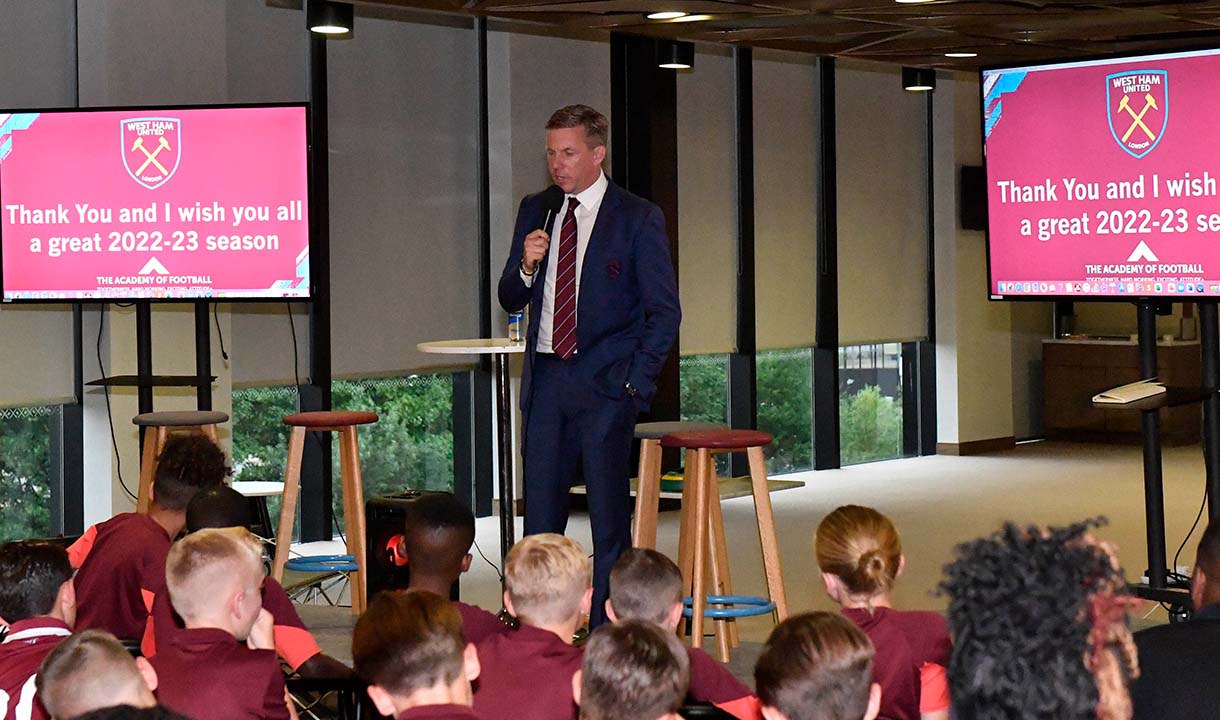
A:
298,439,1203,684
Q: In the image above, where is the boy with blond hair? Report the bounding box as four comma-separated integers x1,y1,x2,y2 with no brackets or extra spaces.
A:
472,533,591,720
352,590,481,719
149,528,294,720
606,548,761,720
36,630,161,720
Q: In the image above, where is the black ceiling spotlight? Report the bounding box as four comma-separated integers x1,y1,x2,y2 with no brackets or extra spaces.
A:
308,0,354,36
657,40,695,70
903,66,936,92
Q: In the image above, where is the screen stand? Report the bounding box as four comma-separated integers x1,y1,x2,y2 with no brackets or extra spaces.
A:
1136,300,1168,591
1200,301,1220,521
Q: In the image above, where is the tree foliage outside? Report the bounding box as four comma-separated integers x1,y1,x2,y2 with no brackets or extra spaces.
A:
840,384,902,465
0,406,55,542
230,373,454,531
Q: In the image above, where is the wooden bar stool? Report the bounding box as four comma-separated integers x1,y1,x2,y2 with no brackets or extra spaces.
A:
133,410,229,514
660,428,789,661
632,421,727,549
272,410,378,615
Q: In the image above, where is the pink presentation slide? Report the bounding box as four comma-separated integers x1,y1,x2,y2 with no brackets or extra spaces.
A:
0,105,309,300
985,49,1220,299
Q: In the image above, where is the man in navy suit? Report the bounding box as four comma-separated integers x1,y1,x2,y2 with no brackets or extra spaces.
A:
498,104,680,628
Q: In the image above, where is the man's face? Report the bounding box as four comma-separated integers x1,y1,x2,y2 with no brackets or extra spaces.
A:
547,126,605,195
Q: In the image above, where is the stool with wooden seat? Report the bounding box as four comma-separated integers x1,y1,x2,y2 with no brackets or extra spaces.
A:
631,421,727,549
133,410,229,514
271,410,379,615
660,428,788,661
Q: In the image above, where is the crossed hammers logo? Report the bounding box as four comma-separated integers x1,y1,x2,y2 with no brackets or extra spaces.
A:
1117,93,1159,143
131,135,171,176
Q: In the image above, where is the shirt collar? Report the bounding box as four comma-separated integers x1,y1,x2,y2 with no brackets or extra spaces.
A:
569,171,608,213
2,617,72,644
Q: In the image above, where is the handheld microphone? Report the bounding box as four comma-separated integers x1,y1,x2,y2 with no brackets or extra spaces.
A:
540,185,565,233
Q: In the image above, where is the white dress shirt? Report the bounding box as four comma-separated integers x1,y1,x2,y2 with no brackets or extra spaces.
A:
522,170,609,354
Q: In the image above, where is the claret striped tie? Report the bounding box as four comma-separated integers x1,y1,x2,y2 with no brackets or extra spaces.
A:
552,196,580,359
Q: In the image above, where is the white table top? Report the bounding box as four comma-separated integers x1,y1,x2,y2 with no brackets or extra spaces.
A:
231,481,285,497
418,338,526,355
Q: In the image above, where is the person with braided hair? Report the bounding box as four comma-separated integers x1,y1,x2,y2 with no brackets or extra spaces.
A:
815,506,951,720
940,518,1139,720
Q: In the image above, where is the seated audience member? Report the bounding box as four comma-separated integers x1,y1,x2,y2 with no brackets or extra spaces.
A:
574,620,689,720
147,486,350,678
150,527,294,720
0,542,75,720
36,630,159,720
754,612,881,720
352,590,480,720
815,505,951,720
401,492,512,643
73,708,189,720
606,548,759,719
472,533,591,720
1130,514,1220,719
71,435,227,652
940,518,1139,720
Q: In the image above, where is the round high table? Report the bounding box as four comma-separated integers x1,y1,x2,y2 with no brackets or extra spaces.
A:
418,338,525,562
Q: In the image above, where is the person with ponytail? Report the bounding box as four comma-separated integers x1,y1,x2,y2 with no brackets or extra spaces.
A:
815,505,950,720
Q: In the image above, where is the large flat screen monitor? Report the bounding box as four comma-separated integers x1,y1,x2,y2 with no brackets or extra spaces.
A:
0,103,310,302
983,47,1220,300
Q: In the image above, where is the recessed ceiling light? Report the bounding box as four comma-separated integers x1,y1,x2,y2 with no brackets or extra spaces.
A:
945,52,978,58
648,11,689,20
670,14,711,22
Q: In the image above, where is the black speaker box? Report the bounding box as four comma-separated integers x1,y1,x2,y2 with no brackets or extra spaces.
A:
365,490,461,600
960,165,989,231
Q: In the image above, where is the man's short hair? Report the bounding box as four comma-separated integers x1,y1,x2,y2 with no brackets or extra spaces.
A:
164,527,263,622
504,534,591,626
580,620,689,720
608,548,682,625
546,105,609,148
755,612,875,720
940,518,1138,720
152,435,228,511
37,630,152,720
352,590,466,697
74,706,190,720
186,485,252,533
403,493,475,578
0,541,72,622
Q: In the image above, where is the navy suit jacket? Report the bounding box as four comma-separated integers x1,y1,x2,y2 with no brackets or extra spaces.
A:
497,180,680,417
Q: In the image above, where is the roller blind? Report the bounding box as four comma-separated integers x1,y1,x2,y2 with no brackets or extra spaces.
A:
327,16,481,377
837,63,929,345
754,51,819,351
677,47,736,356
0,1,78,407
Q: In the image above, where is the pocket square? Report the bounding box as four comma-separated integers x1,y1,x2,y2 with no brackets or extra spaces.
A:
607,259,623,278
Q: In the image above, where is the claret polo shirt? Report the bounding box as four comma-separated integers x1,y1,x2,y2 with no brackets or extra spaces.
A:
0,618,72,720
842,607,952,720
472,623,582,720
686,647,763,720
72,513,173,642
150,577,322,671
396,704,480,720
454,601,512,645
150,627,290,720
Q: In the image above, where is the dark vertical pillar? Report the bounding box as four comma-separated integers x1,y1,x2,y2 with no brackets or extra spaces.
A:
135,302,153,415
194,302,212,410
919,90,937,456
301,17,334,542
812,58,840,470
728,47,757,477
610,33,680,424
63,304,85,535
472,17,495,516
451,371,475,512
1200,301,1220,520
1137,301,1166,588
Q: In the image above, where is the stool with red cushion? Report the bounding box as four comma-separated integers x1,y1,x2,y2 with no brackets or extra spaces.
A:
272,410,379,615
631,421,727,549
660,428,789,661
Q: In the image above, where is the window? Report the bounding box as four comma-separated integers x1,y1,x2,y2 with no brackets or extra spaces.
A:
839,343,904,465
679,354,729,424
0,405,59,542
231,385,299,531
331,374,454,522
757,348,814,474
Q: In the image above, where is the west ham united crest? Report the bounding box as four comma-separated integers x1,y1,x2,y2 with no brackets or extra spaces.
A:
1107,70,1168,159
121,117,181,189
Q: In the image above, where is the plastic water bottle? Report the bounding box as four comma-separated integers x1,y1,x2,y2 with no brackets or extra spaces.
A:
508,311,524,344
